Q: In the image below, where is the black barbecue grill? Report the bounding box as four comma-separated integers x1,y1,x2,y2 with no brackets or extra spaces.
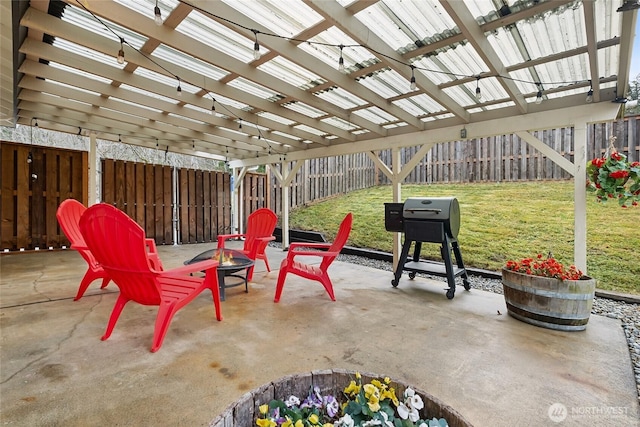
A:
385,197,470,299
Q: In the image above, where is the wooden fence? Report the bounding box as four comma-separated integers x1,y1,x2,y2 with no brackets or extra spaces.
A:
2,116,638,251
1,142,87,250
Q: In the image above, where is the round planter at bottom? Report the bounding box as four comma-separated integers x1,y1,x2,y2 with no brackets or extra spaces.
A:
501,268,596,331
209,369,474,427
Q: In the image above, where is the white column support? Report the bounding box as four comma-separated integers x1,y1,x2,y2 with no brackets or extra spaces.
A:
269,160,302,250
172,167,179,246
391,148,402,269
230,168,240,235
88,132,97,206
573,121,588,273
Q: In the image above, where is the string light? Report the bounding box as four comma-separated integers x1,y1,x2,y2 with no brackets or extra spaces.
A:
176,77,182,97
252,30,261,60
586,81,594,103
238,118,242,129
535,83,543,104
77,127,82,135
410,66,416,91
117,37,125,64
475,76,482,101
338,45,345,72
154,0,162,25
211,97,216,113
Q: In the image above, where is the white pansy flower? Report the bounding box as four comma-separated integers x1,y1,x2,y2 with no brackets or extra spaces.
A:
284,395,300,407
410,393,424,410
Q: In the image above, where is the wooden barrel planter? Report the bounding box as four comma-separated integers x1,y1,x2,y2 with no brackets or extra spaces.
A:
501,268,596,331
209,369,474,427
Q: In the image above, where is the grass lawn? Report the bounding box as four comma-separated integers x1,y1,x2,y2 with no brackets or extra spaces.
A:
287,181,640,295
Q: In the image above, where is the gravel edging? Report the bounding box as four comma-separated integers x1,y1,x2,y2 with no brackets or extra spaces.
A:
334,252,640,405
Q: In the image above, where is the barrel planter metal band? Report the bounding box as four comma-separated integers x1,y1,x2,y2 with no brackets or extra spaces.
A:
209,369,474,427
501,268,596,331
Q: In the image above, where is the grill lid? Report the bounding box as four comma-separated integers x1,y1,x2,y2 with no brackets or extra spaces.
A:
403,197,460,238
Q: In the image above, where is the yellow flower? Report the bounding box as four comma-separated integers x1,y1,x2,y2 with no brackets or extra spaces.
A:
282,420,292,427
259,404,269,415
294,420,304,427
371,379,386,391
383,377,391,384
256,419,276,427
367,394,381,412
308,414,320,425
363,383,380,399
344,380,360,396
355,372,361,380
381,388,399,406
322,424,333,427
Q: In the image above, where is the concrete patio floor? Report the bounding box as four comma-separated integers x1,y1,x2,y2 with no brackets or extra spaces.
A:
1,243,638,426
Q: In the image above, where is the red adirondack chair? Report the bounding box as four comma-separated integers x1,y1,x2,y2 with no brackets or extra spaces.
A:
78,203,222,352
56,199,163,300
217,208,277,282
274,212,353,302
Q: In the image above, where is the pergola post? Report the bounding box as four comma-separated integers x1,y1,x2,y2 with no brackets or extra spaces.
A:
573,121,588,273
88,132,97,206
391,148,402,269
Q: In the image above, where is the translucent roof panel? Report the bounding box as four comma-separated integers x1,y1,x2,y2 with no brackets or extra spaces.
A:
299,27,375,72
357,68,413,98
120,83,182,105
52,39,124,70
533,55,590,92
257,112,297,126
321,117,358,131
227,77,280,100
49,62,113,85
62,5,147,51
314,87,367,110
294,124,327,136
393,94,444,116
283,101,327,119
220,0,323,38
352,107,398,125
152,44,229,81
258,57,323,89
176,11,260,63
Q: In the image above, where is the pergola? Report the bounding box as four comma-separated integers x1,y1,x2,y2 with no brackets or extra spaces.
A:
1,0,637,271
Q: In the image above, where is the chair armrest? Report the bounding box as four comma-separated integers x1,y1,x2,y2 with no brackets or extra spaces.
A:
217,233,246,248
145,238,159,253
161,259,219,277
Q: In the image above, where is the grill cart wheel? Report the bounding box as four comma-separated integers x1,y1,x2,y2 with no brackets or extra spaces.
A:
409,272,417,279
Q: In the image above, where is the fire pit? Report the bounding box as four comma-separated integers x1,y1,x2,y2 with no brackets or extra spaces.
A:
184,248,254,301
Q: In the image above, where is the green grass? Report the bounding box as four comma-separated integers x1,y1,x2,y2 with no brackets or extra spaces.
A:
288,181,640,295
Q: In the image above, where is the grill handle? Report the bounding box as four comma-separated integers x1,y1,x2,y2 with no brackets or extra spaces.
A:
404,208,442,214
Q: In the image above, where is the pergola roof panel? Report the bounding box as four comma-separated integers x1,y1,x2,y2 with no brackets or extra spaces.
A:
2,0,633,163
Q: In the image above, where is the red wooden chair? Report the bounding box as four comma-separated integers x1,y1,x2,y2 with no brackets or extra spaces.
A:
274,213,353,302
217,208,277,282
78,203,222,352
56,199,163,300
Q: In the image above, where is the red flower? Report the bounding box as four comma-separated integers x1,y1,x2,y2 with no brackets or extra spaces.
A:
504,254,584,280
631,162,640,168
591,157,606,168
611,152,623,161
609,170,629,179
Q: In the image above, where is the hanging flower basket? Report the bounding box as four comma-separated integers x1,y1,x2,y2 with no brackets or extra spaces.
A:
586,136,640,207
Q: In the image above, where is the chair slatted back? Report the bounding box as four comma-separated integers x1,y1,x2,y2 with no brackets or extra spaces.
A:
79,204,161,305
320,213,353,271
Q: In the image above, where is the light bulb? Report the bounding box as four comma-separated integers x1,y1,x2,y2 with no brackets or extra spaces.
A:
338,56,345,72
586,89,593,103
117,48,124,64
475,86,482,100
535,90,543,104
27,151,33,164
177,84,182,97
154,5,162,25
410,76,416,91
253,41,261,60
